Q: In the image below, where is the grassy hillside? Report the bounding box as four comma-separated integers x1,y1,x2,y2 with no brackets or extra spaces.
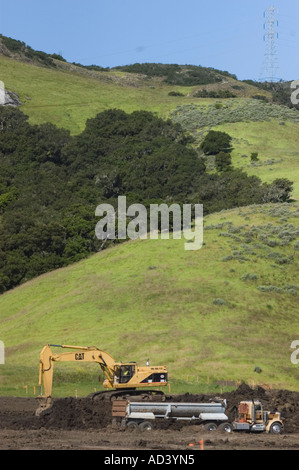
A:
217,121,299,200
0,54,271,134
0,54,197,134
1,53,298,200
170,100,299,199
0,203,298,397
1,41,299,398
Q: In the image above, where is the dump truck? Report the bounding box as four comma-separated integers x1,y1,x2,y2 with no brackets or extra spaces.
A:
112,398,229,431
36,344,167,415
112,398,283,433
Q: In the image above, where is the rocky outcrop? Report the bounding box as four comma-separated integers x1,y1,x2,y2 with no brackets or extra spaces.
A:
0,88,22,107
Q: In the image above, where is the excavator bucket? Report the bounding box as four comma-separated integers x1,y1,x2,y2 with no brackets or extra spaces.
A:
35,396,53,417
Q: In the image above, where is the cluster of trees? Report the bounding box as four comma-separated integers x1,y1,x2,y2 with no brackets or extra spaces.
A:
0,107,293,293
0,35,59,67
199,130,293,202
114,63,237,86
194,89,237,99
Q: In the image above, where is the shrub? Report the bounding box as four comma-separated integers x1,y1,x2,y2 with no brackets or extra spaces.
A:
200,130,233,155
213,298,227,305
241,273,258,281
168,91,184,96
258,285,284,294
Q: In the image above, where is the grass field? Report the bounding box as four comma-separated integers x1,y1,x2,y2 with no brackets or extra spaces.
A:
0,203,298,397
0,55,197,134
170,100,299,199
216,121,299,200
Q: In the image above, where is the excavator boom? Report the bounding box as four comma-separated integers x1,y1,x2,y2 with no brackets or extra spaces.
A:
38,344,116,397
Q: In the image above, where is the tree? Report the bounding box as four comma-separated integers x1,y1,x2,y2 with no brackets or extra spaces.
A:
200,130,233,155
250,152,259,162
215,152,232,172
264,178,294,203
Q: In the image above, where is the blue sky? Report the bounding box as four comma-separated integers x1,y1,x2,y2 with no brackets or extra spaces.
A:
0,0,298,81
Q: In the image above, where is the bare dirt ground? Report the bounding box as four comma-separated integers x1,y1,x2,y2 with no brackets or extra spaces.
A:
1,383,299,451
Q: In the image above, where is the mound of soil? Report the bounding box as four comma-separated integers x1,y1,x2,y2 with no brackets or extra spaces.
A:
39,396,112,430
1,383,299,434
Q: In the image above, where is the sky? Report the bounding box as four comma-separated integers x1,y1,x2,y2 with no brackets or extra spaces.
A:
0,0,298,81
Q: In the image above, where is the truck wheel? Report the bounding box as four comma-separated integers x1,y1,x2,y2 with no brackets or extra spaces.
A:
218,422,234,433
204,422,217,431
127,421,138,431
269,422,282,434
139,421,154,431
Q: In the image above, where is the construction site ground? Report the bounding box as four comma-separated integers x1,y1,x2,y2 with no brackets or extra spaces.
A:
1,383,299,451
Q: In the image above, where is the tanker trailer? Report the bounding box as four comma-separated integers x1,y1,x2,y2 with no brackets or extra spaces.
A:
112,398,230,431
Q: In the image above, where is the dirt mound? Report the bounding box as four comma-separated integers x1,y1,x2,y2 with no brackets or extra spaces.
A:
1,384,299,434
39,396,112,430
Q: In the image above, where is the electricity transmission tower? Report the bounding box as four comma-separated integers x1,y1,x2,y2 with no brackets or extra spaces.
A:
259,5,281,82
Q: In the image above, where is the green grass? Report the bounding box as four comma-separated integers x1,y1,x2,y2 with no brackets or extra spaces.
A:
215,121,299,199
0,203,298,397
0,55,197,134
170,100,299,199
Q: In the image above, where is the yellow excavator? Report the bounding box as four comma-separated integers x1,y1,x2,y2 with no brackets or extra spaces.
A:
36,344,168,415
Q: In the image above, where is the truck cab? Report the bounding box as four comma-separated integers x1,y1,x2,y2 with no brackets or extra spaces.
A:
233,400,283,434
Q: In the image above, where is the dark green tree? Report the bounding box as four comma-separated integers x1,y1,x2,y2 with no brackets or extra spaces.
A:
215,152,232,172
264,178,294,202
200,130,233,155
250,152,259,162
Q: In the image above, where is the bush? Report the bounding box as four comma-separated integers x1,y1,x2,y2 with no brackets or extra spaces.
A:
194,89,237,98
213,298,227,305
258,285,284,294
200,130,233,155
168,91,184,97
241,273,258,281
250,152,259,162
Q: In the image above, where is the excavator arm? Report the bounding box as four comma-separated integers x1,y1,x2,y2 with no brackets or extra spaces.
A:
38,344,117,398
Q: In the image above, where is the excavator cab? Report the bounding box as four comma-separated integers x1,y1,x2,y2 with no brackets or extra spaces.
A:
113,363,136,384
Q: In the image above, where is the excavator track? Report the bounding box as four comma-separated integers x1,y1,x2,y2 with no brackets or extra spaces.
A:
88,389,166,402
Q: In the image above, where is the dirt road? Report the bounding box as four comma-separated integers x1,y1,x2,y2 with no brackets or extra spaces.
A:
1,383,299,451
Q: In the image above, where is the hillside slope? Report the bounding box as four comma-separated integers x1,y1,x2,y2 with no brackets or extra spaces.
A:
1,49,298,198
1,38,299,398
170,100,299,199
0,36,270,135
0,203,298,396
